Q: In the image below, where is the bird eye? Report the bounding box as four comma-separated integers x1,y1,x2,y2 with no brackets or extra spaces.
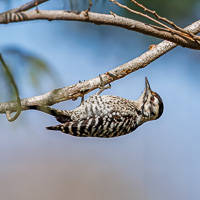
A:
150,96,155,101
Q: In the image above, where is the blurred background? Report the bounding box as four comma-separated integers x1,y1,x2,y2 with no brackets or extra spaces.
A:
0,0,200,199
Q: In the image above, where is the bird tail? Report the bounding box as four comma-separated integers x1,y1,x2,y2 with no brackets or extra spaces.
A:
46,124,62,131
28,105,72,123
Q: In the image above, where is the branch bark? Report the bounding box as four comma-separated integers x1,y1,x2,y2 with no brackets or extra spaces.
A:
0,10,200,50
0,0,49,14
0,18,200,115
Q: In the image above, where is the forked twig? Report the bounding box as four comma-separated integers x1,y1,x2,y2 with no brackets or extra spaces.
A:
130,0,200,42
110,0,200,43
110,0,171,30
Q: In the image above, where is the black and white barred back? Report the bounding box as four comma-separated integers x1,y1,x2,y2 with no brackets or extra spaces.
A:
46,78,164,137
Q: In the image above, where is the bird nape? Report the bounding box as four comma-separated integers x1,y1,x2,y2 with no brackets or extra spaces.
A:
45,77,164,138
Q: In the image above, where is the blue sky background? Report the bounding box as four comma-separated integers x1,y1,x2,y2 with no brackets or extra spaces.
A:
0,0,200,199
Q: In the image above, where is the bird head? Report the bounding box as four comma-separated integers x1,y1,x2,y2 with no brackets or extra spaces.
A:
138,77,164,121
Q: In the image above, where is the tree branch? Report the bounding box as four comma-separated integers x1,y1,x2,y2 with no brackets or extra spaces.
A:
111,0,200,44
0,18,200,115
111,0,173,31
0,0,49,15
0,10,199,50
129,0,199,41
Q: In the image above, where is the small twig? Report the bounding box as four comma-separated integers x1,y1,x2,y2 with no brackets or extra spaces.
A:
0,54,21,122
35,0,39,13
0,0,48,15
130,0,200,42
130,0,182,30
110,11,117,17
15,0,47,13
110,0,199,42
110,0,172,31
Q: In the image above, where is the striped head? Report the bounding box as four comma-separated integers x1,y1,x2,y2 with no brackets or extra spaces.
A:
138,77,164,121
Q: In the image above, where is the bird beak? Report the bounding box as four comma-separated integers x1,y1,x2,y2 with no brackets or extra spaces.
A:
145,77,151,92
138,77,152,101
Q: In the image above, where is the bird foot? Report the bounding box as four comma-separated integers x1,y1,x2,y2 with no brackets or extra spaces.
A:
96,74,111,95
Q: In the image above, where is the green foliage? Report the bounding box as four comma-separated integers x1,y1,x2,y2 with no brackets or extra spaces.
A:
20,54,52,89
0,54,21,121
0,46,59,100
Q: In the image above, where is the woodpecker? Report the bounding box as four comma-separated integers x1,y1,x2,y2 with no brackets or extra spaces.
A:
45,77,164,137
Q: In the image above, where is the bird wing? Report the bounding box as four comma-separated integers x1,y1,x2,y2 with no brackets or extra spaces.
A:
46,112,137,138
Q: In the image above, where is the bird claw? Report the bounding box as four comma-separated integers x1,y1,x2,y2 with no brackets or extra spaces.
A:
80,94,85,105
96,74,111,95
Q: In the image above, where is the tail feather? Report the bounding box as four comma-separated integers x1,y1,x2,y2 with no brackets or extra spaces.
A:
46,125,62,131
28,105,72,123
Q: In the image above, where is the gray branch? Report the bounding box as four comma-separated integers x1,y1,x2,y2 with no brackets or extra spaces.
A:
0,0,49,15
0,19,200,115
0,10,200,50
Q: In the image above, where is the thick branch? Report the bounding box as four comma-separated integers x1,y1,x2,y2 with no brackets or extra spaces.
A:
0,18,200,115
0,10,200,50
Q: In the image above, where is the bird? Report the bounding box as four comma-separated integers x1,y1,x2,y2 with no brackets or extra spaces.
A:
45,77,164,137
